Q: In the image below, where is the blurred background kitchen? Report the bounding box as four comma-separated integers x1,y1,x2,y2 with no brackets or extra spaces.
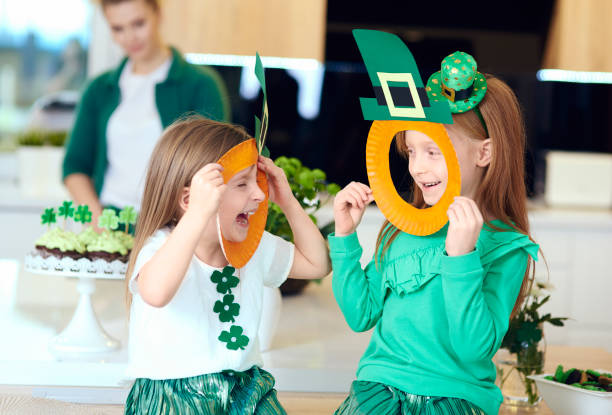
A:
0,0,611,412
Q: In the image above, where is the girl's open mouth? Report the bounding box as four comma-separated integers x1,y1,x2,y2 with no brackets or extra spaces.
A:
422,181,441,191
235,210,256,227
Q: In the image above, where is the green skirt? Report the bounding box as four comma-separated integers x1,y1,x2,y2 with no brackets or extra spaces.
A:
124,366,286,415
335,381,485,415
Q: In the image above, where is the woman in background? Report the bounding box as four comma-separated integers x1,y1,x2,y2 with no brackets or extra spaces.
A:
63,0,230,227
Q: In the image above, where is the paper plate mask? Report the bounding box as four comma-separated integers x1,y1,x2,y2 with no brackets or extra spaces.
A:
217,53,270,268
354,29,461,236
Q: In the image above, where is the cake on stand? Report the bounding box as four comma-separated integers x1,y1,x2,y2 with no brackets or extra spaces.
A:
24,253,126,360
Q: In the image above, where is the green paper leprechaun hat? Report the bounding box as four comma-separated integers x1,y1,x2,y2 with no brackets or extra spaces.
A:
426,51,487,114
353,29,452,123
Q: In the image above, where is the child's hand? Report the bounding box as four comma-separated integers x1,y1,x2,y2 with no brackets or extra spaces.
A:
188,163,226,218
333,182,374,237
445,196,483,256
257,156,295,209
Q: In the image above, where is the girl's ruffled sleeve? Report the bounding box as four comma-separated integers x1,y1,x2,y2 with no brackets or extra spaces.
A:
440,231,539,362
329,232,384,332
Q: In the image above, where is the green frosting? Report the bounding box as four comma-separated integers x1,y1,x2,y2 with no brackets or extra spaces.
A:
112,230,134,250
35,228,86,254
77,226,99,246
86,231,128,255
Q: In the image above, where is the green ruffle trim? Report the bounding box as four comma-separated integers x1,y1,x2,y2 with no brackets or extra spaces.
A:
379,223,539,298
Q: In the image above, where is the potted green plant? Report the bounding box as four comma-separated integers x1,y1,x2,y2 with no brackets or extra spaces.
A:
16,130,69,199
265,156,340,295
496,279,569,408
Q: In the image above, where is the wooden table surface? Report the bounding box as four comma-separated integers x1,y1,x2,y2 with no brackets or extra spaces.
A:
281,345,612,414
0,345,610,414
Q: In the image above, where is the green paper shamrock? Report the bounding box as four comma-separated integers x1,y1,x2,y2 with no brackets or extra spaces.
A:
218,325,249,351
213,294,240,323
118,206,137,232
210,266,239,294
98,209,119,231
58,200,74,220
74,205,92,224
41,208,56,226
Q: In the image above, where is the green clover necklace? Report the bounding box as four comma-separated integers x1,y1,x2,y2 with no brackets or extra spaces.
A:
211,266,249,351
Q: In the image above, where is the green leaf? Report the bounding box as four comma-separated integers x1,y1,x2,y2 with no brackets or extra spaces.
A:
549,318,566,326
326,183,341,195
311,168,326,181
540,313,551,322
297,170,314,188
274,156,289,167
303,188,316,200
532,295,550,310
554,365,564,381
282,164,297,178
288,157,302,169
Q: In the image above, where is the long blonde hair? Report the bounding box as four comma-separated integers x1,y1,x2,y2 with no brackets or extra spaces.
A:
125,116,250,307
375,75,537,318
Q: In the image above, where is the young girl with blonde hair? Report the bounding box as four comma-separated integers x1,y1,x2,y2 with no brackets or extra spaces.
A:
330,51,539,415
123,116,330,414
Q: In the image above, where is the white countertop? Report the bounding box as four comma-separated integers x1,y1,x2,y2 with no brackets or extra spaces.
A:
0,258,369,403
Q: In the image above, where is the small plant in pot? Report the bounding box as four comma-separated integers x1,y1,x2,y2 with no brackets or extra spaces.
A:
16,129,69,198
265,156,340,295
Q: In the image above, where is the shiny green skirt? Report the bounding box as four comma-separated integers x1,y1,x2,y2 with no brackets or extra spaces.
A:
335,381,485,415
124,366,285,415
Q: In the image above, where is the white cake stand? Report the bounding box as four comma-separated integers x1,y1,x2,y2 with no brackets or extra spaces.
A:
24,253,126,359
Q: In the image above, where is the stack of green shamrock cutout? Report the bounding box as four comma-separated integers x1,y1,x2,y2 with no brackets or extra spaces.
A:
211,266,250,351
34,201,137,264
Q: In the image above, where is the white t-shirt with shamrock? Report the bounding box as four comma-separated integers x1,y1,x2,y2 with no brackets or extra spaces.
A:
125,227,294,380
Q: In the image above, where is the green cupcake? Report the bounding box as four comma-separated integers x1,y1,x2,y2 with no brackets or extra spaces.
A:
35,228,86,258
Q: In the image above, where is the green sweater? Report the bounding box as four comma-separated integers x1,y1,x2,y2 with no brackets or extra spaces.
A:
329,221,539,415
62,47,230,195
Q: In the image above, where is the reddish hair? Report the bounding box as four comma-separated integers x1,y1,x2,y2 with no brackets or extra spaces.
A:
375,75,537,319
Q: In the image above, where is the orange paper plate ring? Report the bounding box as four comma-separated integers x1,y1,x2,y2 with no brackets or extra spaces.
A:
366,120,461,236
217,139,269,268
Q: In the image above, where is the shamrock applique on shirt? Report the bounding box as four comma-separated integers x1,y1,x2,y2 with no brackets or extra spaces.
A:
211,266,240,294
213,294,240,323
210,266,250,351
218,325,250,351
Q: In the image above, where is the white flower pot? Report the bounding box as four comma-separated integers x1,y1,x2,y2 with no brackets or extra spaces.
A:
17,146,68,199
